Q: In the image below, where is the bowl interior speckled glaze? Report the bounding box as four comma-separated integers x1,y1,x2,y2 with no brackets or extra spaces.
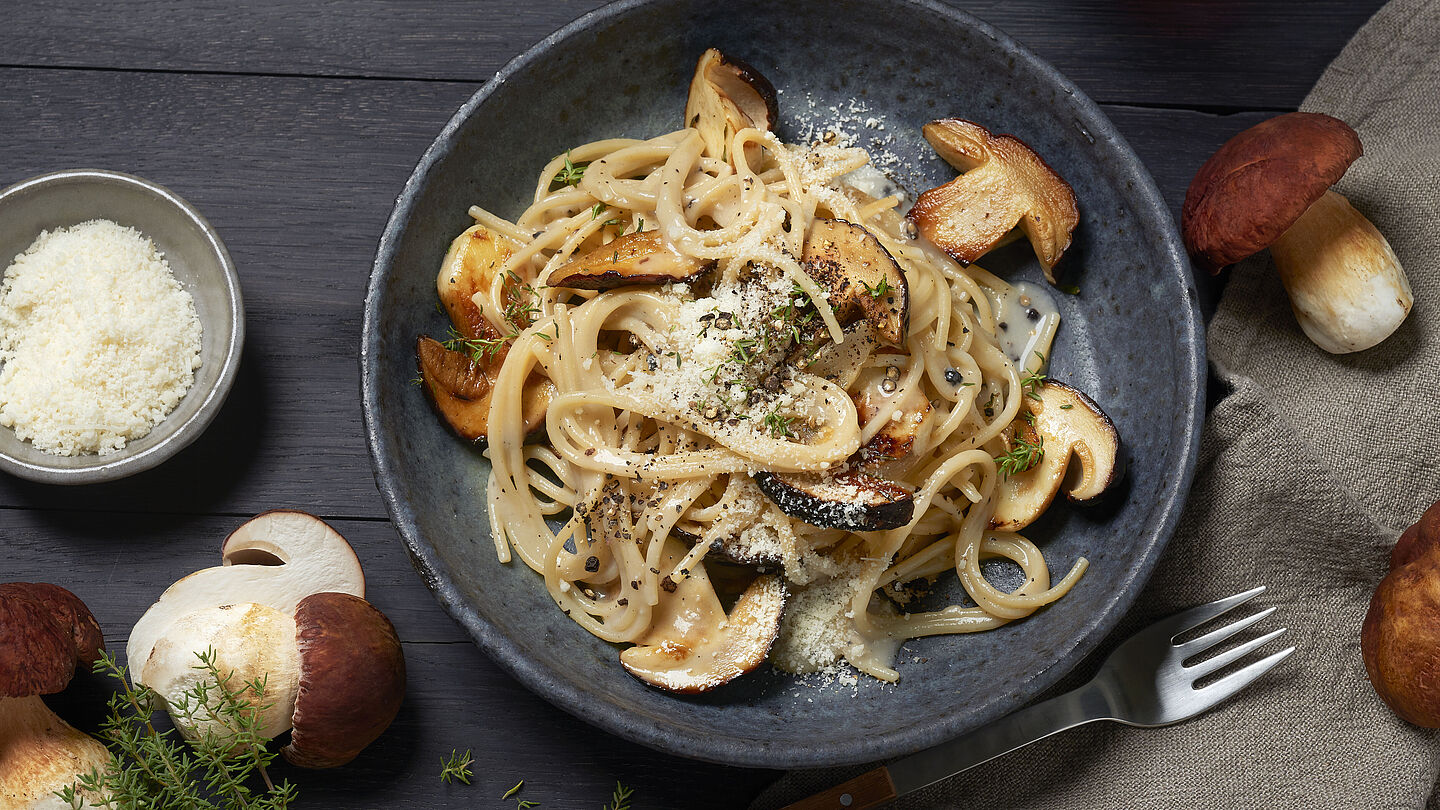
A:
363,0,1203,768
0,169,243,484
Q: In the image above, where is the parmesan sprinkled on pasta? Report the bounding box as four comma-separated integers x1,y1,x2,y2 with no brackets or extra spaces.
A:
0,219,202,455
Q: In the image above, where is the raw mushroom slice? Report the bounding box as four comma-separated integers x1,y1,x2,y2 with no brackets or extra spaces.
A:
908,119,1079,283
0,583,111,809
416,336,552,441
684,48,779,163
128,513,405,769
620,540,786,693
549,231,713,290
754,468,915,532
125,510,366,695
801,219,909,345
990,381,1121,532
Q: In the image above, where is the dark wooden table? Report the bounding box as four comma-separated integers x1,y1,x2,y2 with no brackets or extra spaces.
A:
0,2,1385,807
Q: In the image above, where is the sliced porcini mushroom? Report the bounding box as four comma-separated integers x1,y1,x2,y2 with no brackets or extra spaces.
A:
908,119,1079,283
754,468,915,532
282,592,406,768
620,541,785,693
550,231,713,290
990,381,1121,531
128,512,404,769
437,222,520,341
851,362,933,463
684,47,779,163
0,583,111,809
1182,113,1410,353
416,336,552,441
801,219,909,345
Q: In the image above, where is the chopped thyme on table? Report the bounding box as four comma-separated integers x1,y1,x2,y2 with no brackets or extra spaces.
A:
440,749,475,784
604,783,636,810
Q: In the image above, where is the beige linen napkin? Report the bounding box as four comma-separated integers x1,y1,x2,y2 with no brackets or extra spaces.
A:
753,0,1440,806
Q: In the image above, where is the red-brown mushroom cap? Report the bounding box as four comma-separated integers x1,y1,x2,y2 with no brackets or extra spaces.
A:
1181,112,1362,274
0,583,104,698
282,592,406,768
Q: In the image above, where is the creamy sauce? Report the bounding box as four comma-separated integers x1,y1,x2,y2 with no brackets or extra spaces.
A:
840,164,906,204
986,281,1060,369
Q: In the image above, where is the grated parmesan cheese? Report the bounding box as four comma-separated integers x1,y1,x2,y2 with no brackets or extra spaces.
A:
0,219,203,456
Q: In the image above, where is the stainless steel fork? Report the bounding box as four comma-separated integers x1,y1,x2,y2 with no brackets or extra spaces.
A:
784,586,1294,810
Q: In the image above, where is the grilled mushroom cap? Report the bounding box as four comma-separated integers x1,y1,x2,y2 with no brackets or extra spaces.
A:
908,119,1079,283
0,583,111,809
990,381,1121,531
438,223,519,341
802,219,909,345
755,468,914,532
620,541,786,693
550,231,713,290
684,48,779,162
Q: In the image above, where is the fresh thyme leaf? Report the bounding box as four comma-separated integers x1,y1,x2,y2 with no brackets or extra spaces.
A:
442,325,514,363
604,782,636,810
552,150,588,187
764,409,796,439
1060,403,1073,410
590,202,606,220
441,749,475,785
518,802,539,810
502,780,524,799
995,426,1044,478
861,277,892,299
56,648,298,810
1020,351,1048,401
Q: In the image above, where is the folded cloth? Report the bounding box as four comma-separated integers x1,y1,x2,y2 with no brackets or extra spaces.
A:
752,0,1440,806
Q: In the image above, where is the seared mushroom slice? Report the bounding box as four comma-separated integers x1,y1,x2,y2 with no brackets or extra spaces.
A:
416,337,552,441
908,119,1079,283
851,362,933,463
802,219,910,345
684,48,779,163
438,223,519,342
550,231,713,290
755,468,914,532
990,381,1121,531
620,541,786,693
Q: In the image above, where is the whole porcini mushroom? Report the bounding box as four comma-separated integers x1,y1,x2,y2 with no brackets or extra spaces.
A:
0,582,111,808
1182,112,1411,354
1362,498,1440,727
128,510,406,768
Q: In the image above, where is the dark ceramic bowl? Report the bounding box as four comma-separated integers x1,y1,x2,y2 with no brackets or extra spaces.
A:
363,0,1203,768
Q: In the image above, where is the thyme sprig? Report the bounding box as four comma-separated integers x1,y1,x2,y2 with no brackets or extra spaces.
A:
1020,351,1047,401
995,412,1044,478
56,649,297,810
603,782,635,810
552,151,588,187
440,749,475,784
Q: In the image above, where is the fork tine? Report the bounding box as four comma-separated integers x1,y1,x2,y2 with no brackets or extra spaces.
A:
1192,646,1295,706
1175,606,1277,656
1148,586,1267,640
1184,627,1288,679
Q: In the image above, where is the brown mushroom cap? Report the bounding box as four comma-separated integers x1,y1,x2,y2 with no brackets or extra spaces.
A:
1362,499,1440,727
282,592,406,768
1181,112,1362,274
0,583,103,698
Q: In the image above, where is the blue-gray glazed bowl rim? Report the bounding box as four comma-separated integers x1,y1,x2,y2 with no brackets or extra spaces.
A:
0,168,245,485
362,0,1205,767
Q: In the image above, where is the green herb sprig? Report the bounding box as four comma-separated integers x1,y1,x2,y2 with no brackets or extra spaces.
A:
552,151,588,187
995,414,1044,478
56,649,297,810
440,749,475,784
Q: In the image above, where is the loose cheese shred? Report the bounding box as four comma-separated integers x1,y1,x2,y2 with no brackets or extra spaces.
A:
0,219,203,456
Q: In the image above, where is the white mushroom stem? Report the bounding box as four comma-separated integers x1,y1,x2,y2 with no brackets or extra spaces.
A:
1270,190,1412,354
0,695,110,809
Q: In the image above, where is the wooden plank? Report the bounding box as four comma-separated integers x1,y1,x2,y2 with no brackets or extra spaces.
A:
0,68,1261,516
0,0,1384,109
3,510,777,808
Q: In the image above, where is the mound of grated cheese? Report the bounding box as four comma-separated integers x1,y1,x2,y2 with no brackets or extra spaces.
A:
0,219,203,456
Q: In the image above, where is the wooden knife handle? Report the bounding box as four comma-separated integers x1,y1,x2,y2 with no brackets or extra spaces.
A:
779,766,898,810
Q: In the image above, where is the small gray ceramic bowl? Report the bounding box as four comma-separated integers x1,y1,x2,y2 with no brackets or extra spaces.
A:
0,169,244,484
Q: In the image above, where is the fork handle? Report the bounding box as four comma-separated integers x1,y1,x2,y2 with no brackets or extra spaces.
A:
782,682,1111,810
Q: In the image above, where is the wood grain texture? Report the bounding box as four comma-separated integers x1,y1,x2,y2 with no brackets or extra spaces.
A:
779,767,897,810
0,0,1385,109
